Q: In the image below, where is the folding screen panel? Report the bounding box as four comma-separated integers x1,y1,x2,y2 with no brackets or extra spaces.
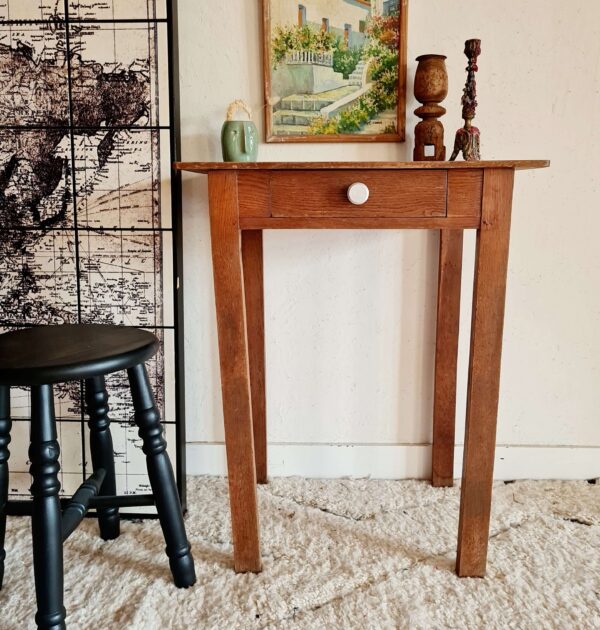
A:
0,0,184,515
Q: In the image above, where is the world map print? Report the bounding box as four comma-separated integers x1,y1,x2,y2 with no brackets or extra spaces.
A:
0,0,180,513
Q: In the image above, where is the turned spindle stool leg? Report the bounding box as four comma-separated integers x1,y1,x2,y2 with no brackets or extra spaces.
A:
0,386,10,590
30,384,66,630
85,376,120,540
127,364,196,588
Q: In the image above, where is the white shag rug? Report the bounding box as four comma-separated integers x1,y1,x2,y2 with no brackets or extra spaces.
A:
1,477,599,629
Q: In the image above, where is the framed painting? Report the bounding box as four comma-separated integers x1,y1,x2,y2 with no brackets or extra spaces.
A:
262,0,408,143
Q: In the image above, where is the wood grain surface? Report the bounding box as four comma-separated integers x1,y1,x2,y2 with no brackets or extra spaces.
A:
239,217,480,230
455,168,515,577
208,171,262,573
241,230,268,484
238,172,271,218
447,170,483,217
269,170,447,218
432,230,464,487
175,160,549,173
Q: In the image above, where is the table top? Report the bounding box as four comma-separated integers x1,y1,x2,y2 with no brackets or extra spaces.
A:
174,160,550,174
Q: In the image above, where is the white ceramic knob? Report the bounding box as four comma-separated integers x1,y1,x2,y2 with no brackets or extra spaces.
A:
347,182,370,205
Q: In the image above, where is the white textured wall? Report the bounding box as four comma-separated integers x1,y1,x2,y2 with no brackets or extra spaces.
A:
178,0,600,479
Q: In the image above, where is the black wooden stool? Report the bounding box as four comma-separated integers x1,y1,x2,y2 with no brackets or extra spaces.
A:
0,324,196,629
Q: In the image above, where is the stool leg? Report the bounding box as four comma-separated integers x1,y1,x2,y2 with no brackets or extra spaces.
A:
127,364,196,588
0,386,11,590
85,376,120,540
30,384,66,630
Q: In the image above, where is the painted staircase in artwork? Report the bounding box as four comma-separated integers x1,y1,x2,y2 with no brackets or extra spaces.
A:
272,85,358,134
271,60,371,136
348,60,368,86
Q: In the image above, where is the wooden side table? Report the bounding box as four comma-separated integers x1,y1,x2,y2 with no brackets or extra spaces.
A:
175,160,549,577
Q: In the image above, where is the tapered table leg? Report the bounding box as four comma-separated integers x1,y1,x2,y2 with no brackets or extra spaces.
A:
209,172,262,573
242,230,267,484
456,169,514,577
432,230,463,487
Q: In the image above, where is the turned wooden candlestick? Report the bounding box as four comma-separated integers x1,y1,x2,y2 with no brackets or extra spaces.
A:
413,54,448,161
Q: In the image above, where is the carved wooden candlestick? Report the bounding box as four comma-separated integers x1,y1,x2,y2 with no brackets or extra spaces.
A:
450,39,482,161
413,54,448,161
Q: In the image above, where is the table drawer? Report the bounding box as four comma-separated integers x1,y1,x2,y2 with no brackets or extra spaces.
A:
269,170,447,218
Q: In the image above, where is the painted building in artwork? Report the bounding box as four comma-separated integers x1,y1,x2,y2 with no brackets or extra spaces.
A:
270,0,373,48
383,0,398,15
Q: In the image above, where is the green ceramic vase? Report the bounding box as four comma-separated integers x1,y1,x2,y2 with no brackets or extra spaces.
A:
221,120,258,162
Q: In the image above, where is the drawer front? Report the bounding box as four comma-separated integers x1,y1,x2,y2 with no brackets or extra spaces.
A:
269,170,447,218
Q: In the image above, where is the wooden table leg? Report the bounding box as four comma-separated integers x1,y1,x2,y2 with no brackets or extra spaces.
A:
208,172,262,573
242,230,267,484
432,229,463,487
456,169,514,577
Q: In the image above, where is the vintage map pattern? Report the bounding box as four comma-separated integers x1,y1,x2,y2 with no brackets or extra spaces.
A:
0,0,178,511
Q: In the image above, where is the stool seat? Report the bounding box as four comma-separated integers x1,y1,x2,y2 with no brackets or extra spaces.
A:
0,324,158,386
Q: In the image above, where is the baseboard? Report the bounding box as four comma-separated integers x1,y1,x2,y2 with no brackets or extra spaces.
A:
185,443,600,480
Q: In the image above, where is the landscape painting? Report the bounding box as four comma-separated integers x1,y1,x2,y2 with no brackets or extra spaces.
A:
263,0,407,142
